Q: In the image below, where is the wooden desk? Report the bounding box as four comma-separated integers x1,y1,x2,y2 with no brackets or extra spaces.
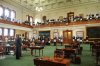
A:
62,48,77,58
29,46,44,56
34,57,70,66
83,41,94,44
83,41,94,50
0,46,4,56
5,46,14,55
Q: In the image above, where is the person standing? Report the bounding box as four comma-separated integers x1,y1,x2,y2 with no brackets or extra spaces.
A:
60,38,63,46
15,35,22,59
54,38,57,46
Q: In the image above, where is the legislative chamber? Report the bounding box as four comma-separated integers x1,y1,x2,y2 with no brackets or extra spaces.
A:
0,0,100,66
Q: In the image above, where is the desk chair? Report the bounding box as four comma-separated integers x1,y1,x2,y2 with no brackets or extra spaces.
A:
0,45,5,59
54,49,64,58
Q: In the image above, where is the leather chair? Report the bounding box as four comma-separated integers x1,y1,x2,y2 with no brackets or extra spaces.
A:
54,49,64,58
34,58,66,66
0,45,5,58
95,45,100,65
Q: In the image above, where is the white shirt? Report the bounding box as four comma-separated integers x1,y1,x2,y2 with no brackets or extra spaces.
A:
54,39,56,42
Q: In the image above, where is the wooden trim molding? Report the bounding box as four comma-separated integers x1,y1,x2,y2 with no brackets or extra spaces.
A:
0,19,33,28
0,19,100,28
33,19,100,28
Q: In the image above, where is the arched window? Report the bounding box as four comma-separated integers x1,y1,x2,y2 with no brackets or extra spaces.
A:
0,28,2,35
26,15,33,25
4,8,10,17
30,16,33,25
4,28,8,36
0,6,3,17
9,29,14,36
26,15,29,21
11,10,16,21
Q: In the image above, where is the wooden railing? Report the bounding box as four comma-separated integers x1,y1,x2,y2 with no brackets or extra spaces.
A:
0,19,33,28
68,19,100,25
32,22,67,28
33,19,100,28
0,19,100,28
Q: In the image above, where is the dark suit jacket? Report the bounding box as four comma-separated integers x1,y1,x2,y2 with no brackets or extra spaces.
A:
15,37,22,47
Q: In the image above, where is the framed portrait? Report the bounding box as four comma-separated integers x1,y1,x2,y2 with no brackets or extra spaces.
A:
33,30,37,39
76,31,84,37
54,29,58,38
33,30,37,34
67,12,74,22
54,32,58,38
54,29,58,33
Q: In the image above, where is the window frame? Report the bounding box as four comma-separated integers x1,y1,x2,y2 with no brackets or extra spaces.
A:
4,7,10,18
10,10,16,21
0,5,4,17
9,29,15,36
4,28,9,36
0,28,2,35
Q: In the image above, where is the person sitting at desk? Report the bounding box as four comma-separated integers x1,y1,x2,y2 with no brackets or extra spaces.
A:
53,38,57,46
12,44,16,55
30,41,35,47
86,36,89,41
30,42,36,56
0,44,5,58
60,38,63,46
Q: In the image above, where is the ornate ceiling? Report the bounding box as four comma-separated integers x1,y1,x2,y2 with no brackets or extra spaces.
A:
9,0,72,10
2,0,99,12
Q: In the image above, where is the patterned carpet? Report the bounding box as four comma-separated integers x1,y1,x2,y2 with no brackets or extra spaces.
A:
0,44,96,66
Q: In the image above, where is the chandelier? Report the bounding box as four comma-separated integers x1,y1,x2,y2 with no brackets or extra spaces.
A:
35,0,43,12
35,6,43,12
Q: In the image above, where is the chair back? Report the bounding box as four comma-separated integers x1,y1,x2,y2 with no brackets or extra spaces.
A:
54,49,64,58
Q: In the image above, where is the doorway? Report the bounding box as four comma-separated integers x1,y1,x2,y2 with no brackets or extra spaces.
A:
63,30,73,44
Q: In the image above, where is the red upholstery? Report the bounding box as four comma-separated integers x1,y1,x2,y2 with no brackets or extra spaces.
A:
54,49,64,58
0,45,5,57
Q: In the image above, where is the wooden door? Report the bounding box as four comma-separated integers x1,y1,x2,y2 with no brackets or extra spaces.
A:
63,30,73,44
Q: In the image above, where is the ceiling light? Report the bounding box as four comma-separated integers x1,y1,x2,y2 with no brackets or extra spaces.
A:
35,0,43,12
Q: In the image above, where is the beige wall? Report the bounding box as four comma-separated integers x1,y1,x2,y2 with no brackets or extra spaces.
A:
0,0,34,39
72,27,86,39
15,30,27,37
1,0,100,39
33,1,100,39
0,0,34,22
33,25,86,39
34,1,100,23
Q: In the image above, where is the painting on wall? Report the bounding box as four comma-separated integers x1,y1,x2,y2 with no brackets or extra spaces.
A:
67,12,74,22
76,31,84,37
39,31,50,38
42,16,47,23
54,32,58,38
54,29,58,38
33,30,37,39
33,30,37,34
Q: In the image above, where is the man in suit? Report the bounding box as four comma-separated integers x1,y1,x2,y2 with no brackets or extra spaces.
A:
15,35,22,59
